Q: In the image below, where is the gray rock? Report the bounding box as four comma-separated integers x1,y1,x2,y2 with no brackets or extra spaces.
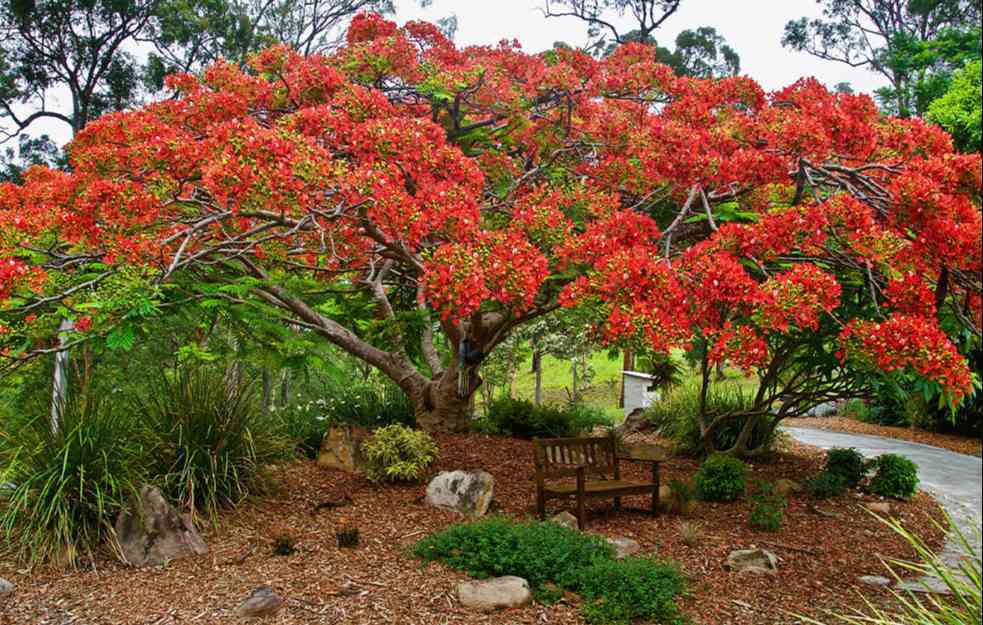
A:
806,402,838,417
724,548,779,575
457,576,532,611
607,537,641,559
858,575,892,587
425,470,494,516
0,577,14,594
551,511,578,530
235,586,284,618
115,485,208,567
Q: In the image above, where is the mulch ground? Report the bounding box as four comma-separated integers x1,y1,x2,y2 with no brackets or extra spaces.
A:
790,415,982,457
0,434,947,625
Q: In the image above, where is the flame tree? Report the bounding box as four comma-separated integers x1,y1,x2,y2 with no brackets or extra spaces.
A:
0,14,979,442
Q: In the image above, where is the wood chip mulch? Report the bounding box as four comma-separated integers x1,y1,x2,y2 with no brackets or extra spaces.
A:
0,435,947,625
790,415,982,457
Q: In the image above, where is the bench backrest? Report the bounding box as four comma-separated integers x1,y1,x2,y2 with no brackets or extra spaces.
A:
534,435,617,479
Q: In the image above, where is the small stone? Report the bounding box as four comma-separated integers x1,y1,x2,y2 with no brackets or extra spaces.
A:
234,586,284,618
866,502,892,515
551,511,578,529
858,575,892,587
658,484,673,509
0,577,14,595
773,479,801,497
724,548,779,575
606,537,641,559
457,576,532,611
425,470,495,516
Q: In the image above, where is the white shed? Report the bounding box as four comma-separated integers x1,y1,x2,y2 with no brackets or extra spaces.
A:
622,370,661,418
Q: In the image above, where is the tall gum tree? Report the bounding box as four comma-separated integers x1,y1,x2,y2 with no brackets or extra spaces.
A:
0,14,980,437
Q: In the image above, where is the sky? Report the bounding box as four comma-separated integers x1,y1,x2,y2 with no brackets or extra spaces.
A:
5,0,889,153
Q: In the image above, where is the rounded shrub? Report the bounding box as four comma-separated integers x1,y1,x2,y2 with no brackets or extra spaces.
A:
805,471,849,499
362,424,439,483
868,454,919,500
748,482,785,532
694,454,746,502
824,447,867,488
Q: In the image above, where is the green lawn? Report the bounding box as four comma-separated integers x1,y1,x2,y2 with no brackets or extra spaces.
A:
500,349,759,423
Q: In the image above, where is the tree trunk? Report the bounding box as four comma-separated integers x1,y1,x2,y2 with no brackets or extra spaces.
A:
414,369,475,432
571,358,579,404
533,350,542,406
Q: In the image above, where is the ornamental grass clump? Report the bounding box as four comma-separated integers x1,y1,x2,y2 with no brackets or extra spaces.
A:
0,393,147,567
361,424,438,483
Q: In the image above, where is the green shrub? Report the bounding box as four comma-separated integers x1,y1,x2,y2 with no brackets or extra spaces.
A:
482,397,611,438
668,479,696,516
805,471,849,499
317,379,416,429
0,393,147,567
645,382,776,456
694,455,746,502
868,454,919,500
139,367,292,519
414,517,613,594
748,481,785,532
361,424,438,483
825,448,867,488
414,518,686,624
574,557,686,625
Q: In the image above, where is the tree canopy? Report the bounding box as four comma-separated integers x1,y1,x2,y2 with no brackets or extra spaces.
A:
0,14,979,441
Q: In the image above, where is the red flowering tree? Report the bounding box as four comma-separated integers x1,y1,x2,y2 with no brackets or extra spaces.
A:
1,14,979,439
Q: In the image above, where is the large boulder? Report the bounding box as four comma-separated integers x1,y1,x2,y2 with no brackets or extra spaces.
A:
0,577,14,595
457,576,532,611
774,479,802,497
614,408,651,437
115,485,208,567
425,470,494,516
317,424,370,473
724,548,779,575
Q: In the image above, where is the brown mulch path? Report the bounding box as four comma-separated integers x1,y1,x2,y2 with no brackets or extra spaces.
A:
0,435,947,625
790,416,982,457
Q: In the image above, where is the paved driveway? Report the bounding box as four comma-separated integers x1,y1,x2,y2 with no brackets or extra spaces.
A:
786,426,981,592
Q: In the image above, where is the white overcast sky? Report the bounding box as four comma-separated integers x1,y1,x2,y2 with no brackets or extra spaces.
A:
7,0,887,153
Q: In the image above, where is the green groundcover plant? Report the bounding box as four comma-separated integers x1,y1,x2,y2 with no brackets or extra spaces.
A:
414,517,686,624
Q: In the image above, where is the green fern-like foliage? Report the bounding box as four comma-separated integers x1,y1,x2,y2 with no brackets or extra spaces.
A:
362,424,438,483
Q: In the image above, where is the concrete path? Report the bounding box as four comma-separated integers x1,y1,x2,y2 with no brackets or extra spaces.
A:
785,426,981,593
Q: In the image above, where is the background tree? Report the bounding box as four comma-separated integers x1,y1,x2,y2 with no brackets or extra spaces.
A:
0,0,155,143
927,58,981,153
782,0,982,116
0,15,978,441
142,0,396,90
543,0,682,53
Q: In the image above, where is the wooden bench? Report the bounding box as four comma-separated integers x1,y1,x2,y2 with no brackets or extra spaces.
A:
533,434,662,530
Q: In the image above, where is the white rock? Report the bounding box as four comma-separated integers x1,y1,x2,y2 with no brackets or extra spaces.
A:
858,575,892,587
0,577,14,594
606,537,641,559
725,548,779,575
425,470,494,516
550,511,578,529
457,576,532,611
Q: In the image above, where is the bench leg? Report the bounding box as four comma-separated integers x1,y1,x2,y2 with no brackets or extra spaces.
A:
576,494,586,530
613,496,622,512
537,490,546,520
651,463,661,517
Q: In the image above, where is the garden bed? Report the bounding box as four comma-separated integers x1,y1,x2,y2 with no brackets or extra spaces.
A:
0,434,946,625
